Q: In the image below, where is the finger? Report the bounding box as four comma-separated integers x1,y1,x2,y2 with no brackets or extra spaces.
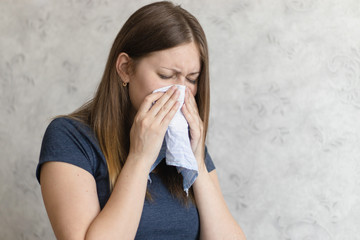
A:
148,86,178,117
182,102,204,142
181,102,196,127
185,87,199,114
153,90,180,124
161,101,180,127
137,92,165,116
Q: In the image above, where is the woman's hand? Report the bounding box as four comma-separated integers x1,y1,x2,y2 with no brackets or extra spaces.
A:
181,87,206,170
128,86,180,169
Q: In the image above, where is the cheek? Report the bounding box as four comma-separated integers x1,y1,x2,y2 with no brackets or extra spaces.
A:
128,85,144,111
128,74,165,110
128,79,152,110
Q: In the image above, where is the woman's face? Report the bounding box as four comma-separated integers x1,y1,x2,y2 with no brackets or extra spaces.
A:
128,41,201,111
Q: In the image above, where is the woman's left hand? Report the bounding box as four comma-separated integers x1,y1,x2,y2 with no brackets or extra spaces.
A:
181,87,206,170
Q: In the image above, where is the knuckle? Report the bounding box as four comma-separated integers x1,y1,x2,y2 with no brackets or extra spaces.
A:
140,118,149,128
161,105,169,113
144,95,153,104
134,115,141,122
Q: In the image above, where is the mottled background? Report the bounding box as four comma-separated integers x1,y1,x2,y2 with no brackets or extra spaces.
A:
1,0,360,239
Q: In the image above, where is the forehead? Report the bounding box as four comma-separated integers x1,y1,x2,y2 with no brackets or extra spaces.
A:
144,42,201,71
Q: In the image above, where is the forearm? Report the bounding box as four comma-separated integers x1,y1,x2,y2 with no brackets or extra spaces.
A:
193,167,246,240
85,155,150,240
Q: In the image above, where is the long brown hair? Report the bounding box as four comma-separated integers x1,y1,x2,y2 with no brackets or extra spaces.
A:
67,1,210,204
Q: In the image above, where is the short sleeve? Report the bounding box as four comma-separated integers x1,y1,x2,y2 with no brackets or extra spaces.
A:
36,118,96,183
204,145,215,172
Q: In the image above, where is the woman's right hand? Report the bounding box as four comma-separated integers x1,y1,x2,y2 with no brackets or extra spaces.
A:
128,85,180,169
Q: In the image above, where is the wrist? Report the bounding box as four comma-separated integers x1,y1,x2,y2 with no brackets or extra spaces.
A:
197,159,207,173
194,148,206,172
193,166,210,189
126,152,152,173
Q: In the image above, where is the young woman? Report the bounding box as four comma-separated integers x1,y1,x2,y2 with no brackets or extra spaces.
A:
36,1,246,239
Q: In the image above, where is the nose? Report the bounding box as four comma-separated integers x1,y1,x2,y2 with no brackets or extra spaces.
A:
175,74,186,85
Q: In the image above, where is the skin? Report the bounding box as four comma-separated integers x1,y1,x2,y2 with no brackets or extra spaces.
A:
40,42,246,239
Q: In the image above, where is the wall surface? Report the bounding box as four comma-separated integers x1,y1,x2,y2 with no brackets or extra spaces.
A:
1,0,360,239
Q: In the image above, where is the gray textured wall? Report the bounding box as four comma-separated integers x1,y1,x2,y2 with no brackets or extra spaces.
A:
1,0,360,239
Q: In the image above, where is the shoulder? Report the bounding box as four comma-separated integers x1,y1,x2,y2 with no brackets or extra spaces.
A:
46,117,90,136
37,117,100,182
43,117,97,146
41,116,97,158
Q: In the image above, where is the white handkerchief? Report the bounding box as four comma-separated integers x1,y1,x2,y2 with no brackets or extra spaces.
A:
149,85,198,195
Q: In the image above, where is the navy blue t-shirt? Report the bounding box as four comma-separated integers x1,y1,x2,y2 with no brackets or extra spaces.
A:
36,117,215,239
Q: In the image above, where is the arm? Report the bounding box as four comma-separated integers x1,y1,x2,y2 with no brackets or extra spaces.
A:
182,87,246,240
40,87,180,240
193,168,247,240
40,154,150,240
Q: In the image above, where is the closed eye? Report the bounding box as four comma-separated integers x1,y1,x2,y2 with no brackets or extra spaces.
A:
158,74,172,79
186,78,197,84
158,73,197,84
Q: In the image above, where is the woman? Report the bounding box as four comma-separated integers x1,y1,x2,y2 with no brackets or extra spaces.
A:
36,1,246,239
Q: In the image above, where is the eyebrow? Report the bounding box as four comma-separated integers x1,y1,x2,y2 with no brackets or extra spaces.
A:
160,67,200,75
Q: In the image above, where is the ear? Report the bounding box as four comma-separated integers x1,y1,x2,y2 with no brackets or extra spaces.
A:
116,52,131,84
